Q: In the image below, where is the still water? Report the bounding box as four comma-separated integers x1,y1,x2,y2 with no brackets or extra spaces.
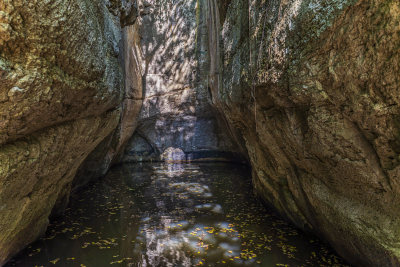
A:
8,163,349,266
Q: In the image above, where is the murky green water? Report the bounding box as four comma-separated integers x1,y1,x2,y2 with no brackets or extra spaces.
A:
7,163,349,266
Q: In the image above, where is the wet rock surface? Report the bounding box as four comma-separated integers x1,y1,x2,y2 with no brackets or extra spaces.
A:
206,0,400,265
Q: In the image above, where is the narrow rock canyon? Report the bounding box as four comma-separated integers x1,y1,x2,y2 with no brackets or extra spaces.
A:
0,0,399,266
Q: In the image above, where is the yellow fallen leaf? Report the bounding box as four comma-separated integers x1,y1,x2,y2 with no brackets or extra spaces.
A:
49,258,60,264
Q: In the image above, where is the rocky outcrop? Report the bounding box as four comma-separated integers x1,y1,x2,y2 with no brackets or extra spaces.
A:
205,0,400,265
121,0,243,163
0,0,142,264
72,16,143,190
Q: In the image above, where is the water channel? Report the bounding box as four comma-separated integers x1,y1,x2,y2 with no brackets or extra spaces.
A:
7,163,349,266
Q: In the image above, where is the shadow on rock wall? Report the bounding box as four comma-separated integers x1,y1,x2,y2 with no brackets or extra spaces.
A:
121,0,244,163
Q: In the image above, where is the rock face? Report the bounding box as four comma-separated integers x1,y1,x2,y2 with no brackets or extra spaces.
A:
205,0,400,265
72,16,143,190
0,0,142,264
1,0,399,266
121,0,243,163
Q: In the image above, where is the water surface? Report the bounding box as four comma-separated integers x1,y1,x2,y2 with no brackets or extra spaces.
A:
8,163,349,266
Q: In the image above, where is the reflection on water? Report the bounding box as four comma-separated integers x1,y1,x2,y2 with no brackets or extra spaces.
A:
7,163,349,266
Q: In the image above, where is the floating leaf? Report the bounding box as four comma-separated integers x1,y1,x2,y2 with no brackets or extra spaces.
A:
49,258,60,264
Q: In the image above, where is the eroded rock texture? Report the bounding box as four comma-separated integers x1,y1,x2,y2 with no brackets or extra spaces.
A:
206,0,400,265
72,16,143,190
0,0,142,264
122,0,242,163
